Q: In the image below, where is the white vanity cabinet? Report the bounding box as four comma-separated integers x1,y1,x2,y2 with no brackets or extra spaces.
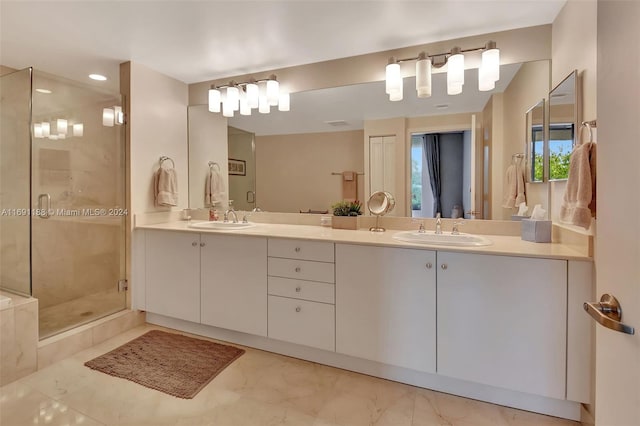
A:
267,239,336,351
335,244,437,373
200,233,267,336
144,230,201,323
436,251,567,399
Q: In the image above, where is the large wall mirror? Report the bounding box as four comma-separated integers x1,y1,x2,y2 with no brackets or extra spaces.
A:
188,59,550,220
526,99,545,183
548,70,578,181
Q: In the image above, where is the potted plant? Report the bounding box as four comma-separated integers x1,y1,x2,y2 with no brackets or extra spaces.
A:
331,200,362,230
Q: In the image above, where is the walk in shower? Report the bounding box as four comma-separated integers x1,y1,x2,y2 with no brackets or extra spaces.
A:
0,68,127,339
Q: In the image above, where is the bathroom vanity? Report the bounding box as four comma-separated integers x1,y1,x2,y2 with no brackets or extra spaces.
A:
133,221,592,421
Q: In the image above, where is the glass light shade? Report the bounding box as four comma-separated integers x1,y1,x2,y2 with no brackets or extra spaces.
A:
478,66,495,91
73,123,84,137
278,93,290,111
42,122,50,137
266,79,279,106
102,108,115,127
447,52,465,86
240,98,251,116
447,82,462,96
482,48,500,82
114,106,124,125
226,86,240,111
34,123,43,138
56,119,68,135
222,100,234,117
385,62,402,94
259,95,270,113
416,58,432,98
208,89,221,112
389,89,403,101
246,83,259,108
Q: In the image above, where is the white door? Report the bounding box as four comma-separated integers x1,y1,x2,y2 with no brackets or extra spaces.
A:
593,3,639,423
368,136,396,196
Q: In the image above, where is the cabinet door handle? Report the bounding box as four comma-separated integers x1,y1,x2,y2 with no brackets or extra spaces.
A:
425,262,432,269
295,286,301,292
200,242,205,247
295,306,301,313
192,242,198,247
441,264,448,270
295,247,301,252
295,267,301,273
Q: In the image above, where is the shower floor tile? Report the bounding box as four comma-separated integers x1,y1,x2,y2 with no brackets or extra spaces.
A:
38,290,125,339
2,324,582,426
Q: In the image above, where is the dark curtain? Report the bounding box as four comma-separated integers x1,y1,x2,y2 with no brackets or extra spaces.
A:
423,134,442,216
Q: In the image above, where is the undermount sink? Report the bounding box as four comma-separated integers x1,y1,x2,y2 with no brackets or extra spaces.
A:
392,231,492,247
188,221,256,230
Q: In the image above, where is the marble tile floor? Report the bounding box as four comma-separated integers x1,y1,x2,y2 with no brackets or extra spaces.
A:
0,324,581,426
38,291,126,339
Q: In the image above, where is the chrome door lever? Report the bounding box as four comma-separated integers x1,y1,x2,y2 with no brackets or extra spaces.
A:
584,294,635,335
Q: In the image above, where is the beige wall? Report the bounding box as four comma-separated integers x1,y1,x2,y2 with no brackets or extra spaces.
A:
256,130,364,213
0,65,17,76
122,62,189,215
550,0,597,229
189,25,552,104
498,60,551,220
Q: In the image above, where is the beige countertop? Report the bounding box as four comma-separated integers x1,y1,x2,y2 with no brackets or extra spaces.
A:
136,221,592,261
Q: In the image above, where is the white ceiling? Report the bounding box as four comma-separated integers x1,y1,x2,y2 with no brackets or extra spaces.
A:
1,1,565,92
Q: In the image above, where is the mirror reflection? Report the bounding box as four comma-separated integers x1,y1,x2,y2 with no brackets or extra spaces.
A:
188,60,551,220
548,70,577,181
526,99,545,183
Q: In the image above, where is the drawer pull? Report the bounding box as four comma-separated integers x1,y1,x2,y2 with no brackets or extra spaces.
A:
295,247,301,252
441,264,448,270
295,306,301,313
295,286,301,292
200,242,205,247
192,242,198,247
425,262,432,269
295,267,301,273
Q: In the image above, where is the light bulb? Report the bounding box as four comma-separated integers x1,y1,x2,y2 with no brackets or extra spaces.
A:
245,83,259,109
482,43,500,82
73,123,84,137
416,56,432,98
278,93,290,111
259,95,270,113
385,61,402,95
266,79,279,106
208,88,221,113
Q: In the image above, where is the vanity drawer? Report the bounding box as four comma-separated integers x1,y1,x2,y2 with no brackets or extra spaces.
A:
268,276,335,304
268,295,335,352
268,257,335,283
268,238,334,262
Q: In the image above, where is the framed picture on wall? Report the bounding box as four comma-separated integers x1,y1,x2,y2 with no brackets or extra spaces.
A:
228,158,246,176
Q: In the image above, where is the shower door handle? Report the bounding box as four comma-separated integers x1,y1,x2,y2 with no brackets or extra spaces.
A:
37,193,51,219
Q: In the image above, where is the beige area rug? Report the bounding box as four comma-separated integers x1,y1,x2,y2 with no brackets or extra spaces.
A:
84,330,245,399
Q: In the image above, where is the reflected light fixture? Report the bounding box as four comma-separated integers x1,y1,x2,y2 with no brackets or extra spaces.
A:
35,88,52,94
33,119,84,139
385,40,500,100
89,74,107,81
102,105,124,127
208,75,290,117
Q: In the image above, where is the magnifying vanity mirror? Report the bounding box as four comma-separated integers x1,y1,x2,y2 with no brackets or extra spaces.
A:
187,59,551,221
548,70,578,181
368,191,396,232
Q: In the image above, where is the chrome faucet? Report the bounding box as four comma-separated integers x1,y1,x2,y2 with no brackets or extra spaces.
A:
451,221,464,235
412,219,426,233
223,207,238,223
435,213,443,234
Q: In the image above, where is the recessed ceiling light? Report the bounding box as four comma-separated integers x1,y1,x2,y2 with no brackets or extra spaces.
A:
35,88,52,94
89,74,107,81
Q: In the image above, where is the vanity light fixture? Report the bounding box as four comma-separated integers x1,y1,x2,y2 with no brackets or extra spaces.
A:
385,41,500,100
32,119,84,139
208,75,290,117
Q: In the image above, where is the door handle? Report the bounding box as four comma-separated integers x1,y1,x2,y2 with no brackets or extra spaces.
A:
584,294,635,335
37,193,51,218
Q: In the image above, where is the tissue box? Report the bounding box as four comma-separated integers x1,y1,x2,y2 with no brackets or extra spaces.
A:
521,219,552,243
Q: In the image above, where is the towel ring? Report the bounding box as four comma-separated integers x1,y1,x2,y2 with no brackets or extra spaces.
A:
159,156,175,168
208,161,221,172
579,120,596,145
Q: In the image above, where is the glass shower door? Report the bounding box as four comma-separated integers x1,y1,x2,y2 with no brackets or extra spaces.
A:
30,70,127,338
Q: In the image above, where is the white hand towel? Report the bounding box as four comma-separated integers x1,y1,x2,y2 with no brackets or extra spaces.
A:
205,168,225,206
155,167,178,207
560,142,597,229
502,164,516,208
515,163,527,206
